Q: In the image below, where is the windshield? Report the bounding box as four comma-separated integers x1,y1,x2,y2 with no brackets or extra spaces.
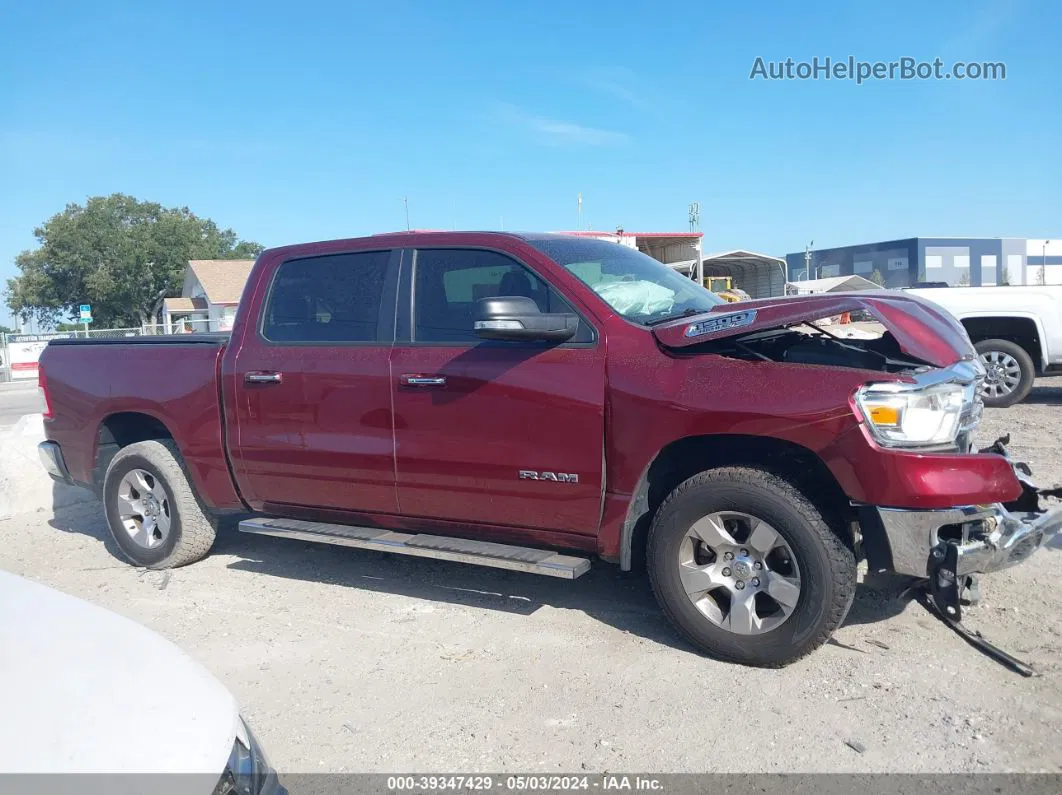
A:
526,237,724,324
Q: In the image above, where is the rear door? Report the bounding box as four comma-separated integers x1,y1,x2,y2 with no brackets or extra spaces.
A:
389,247,606,534
230,248,400,515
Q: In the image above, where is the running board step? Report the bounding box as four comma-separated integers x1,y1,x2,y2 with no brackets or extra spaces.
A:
238,517,591,579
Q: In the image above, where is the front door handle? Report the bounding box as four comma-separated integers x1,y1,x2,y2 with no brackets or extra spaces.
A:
245,371,283,384
400,374,446,387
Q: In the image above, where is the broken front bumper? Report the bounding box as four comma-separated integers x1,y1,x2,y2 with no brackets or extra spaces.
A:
873,501,1062,578
866,437,1062,578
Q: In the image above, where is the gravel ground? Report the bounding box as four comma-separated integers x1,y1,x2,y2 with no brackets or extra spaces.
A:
0,379,1060,774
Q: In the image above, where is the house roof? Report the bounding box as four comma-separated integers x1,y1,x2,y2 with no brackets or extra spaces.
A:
187,259,256,304
163,297,209,313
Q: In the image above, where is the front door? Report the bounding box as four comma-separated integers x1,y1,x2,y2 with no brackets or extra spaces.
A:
230,248,400,515
390,247,605,534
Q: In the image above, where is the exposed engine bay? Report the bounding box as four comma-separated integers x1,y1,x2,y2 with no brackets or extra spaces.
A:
692,323,930,373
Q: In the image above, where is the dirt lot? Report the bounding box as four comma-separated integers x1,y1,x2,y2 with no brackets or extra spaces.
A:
1,380,1060,774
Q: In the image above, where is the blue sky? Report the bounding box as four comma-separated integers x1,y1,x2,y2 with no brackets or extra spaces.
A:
2,0,1059,327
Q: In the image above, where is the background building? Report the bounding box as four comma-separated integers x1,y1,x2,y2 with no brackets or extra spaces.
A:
559,231,786,298
557,230,704,275
785,238,1062,288
162,259,255,333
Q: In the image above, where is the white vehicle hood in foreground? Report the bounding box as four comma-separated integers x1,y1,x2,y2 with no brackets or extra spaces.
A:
0,569,238,774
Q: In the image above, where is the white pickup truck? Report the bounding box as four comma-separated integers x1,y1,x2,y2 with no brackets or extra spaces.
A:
905,285,1062,407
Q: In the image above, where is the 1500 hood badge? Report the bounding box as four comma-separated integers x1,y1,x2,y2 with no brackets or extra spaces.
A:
684,309,757,338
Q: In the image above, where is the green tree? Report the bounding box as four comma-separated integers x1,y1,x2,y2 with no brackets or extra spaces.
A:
957,271,970,286
0,324,14,335
868,268,885,287
4,194,263,328
999,263,1010,286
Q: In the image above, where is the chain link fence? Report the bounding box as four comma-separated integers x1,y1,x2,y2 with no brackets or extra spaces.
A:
141,317,217,335
65,326,144,339
0,318,226,382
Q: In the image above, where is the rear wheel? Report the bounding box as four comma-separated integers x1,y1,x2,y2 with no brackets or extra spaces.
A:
975,339,1035,408
647,467,856,667
102,439,216,568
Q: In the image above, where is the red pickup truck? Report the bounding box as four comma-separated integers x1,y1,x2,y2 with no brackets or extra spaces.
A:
37,232,1061,666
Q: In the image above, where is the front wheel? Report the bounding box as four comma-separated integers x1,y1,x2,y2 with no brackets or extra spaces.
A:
647,467,856,667
102,439,217,568
975,339,1035,408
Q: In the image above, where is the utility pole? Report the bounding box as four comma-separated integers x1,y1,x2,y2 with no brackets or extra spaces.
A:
403,196,410,231
805,240,814,280
578,193,583,230
689,202,702,284
1042,240,1051,285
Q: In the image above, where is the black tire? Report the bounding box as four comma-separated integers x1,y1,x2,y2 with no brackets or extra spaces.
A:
647,467,856,667
974,338,1035,408
102,439,217,568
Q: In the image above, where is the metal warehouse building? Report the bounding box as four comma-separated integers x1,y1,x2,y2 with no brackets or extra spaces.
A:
785,237,1061,288
560,231,787,298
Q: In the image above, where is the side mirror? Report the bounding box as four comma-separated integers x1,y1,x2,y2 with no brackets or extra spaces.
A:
473,296,578,342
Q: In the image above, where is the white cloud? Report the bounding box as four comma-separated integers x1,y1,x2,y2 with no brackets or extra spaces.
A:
493,103,630,147
579,66,646,109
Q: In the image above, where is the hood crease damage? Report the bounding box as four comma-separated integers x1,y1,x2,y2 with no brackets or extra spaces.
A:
652,291,976,373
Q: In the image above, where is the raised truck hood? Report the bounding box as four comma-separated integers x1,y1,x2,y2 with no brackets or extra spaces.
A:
652,291,974,368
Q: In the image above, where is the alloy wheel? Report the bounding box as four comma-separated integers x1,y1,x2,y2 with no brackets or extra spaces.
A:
116,469,172,549
678,511,802,635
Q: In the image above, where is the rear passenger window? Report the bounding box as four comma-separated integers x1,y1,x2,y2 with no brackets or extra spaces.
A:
414,249,593,343
264,251,389,342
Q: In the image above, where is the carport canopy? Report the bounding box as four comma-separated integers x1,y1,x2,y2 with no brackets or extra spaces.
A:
787,275,884,294
700,250,788,299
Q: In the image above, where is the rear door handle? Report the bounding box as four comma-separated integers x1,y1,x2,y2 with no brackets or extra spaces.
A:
400,374,446,387
244,371,283,384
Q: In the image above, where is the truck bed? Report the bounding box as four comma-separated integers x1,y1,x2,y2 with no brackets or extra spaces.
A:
39,337,244,510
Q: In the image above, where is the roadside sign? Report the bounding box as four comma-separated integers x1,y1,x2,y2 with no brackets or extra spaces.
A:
6,332,76,380
79,304,92,323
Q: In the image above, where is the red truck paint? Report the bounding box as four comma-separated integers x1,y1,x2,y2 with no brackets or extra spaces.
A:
40,231,1023,563
43,342,244,510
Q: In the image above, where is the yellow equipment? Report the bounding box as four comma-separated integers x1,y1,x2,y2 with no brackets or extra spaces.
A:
704,276,750,303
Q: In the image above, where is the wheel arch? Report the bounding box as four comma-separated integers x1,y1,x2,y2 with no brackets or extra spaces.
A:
960,314,1045,371
618,434,853,571
94,411,176,490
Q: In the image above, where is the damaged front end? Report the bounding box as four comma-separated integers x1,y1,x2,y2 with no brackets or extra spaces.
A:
920,436,1062,619
865,435,1061,585
651,294,1060,671
652,294,1061,587
900,437,1062,675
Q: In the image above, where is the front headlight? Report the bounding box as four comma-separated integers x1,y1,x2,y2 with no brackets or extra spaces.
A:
856,381,966,449
214,717,278,795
